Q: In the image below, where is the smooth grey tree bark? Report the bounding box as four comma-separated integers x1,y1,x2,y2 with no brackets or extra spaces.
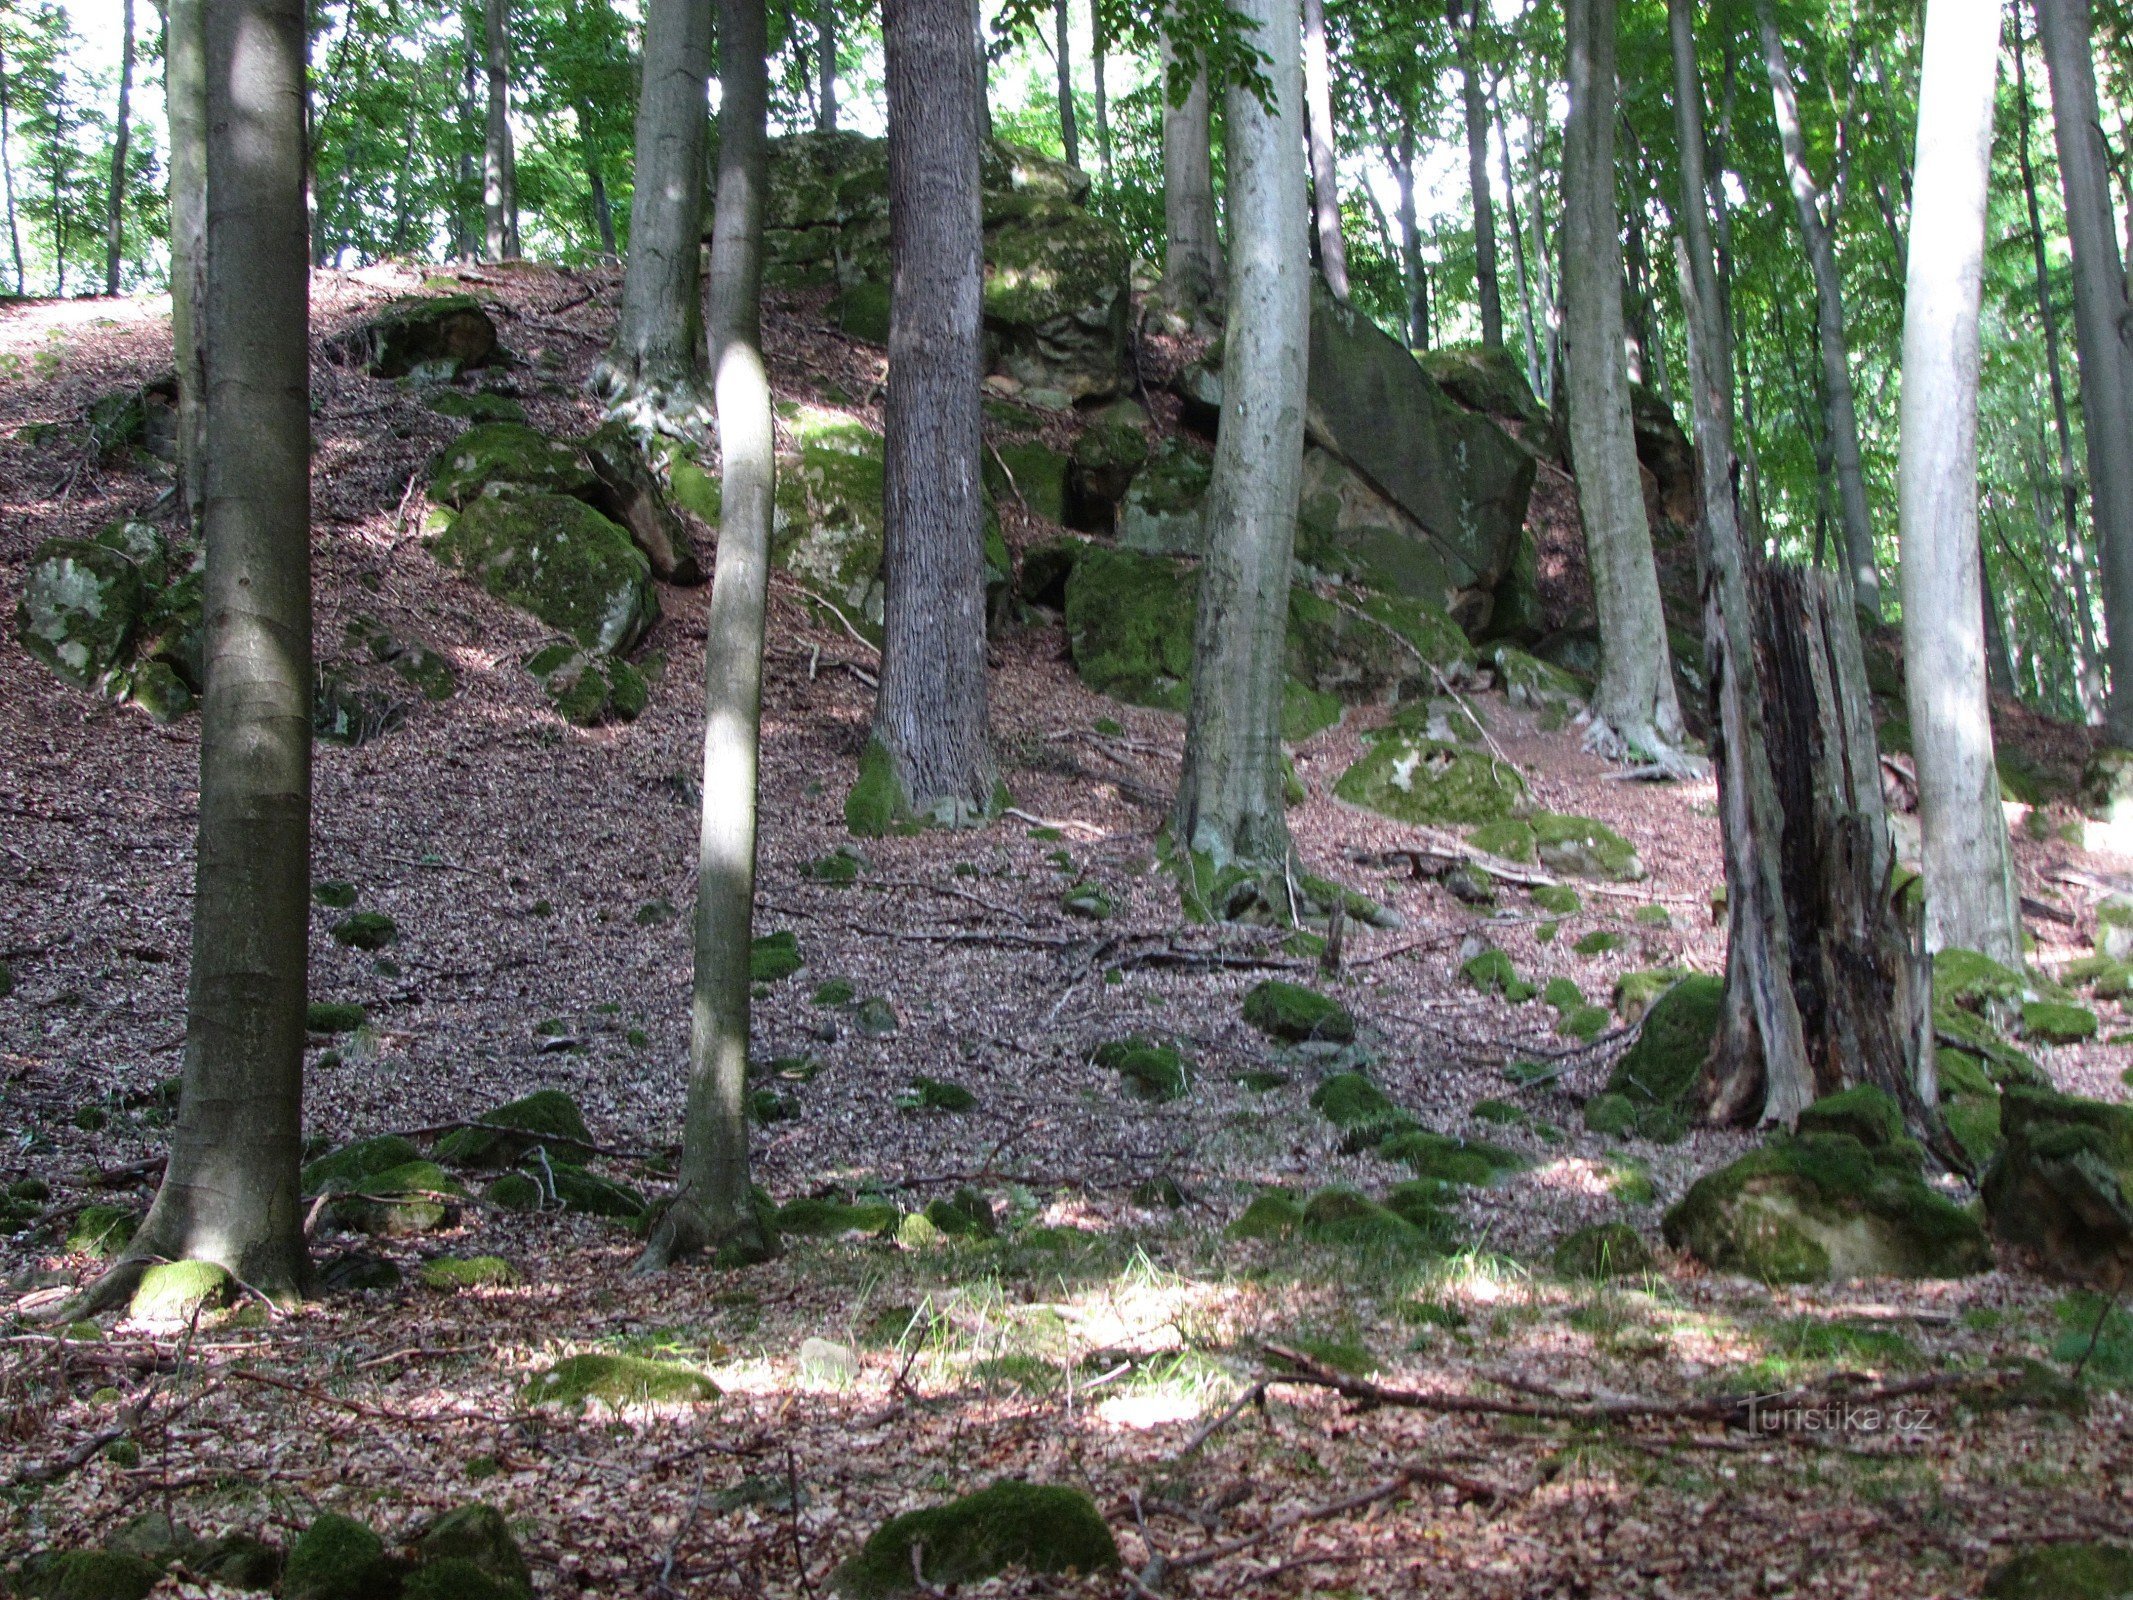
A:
1899,0,2020,964
2038,0,2133,743
1173,0,1309,909
483,0,520,259
103,0,135,292
76,0,314,1316
818,1,837,130
1755,0,1880,620
1393,119,1428,348
1055,0,1079,167
578,111,618,255
1300,0,1348,301
592,0,714,432
0,34,22,293
638,0,781,1275
1561,0,1689,764
1451,0,1501,345
1160,25,1221,314
1091,0,1111,176
1491,85,1540,387
870,0,998,824
167,0,207,526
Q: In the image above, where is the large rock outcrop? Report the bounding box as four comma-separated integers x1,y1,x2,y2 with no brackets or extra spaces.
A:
1982,1085,2133,1283
755,132,1129,404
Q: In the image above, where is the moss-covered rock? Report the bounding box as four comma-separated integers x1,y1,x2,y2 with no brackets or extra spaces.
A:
775,1197,900,1237
1092,1036,1190,1101
1796,1084,1906,1150
415,1505,529,1600
400,1560,517,1600
1935,947,2028,1010
1376,1128,1527,1186
1583,1094,1636,1136
427,389,524,424
283,1515,400,1600
329,292,497,379
434,489,657,656
427,423,597,509
331,1161,468,1236
2023,999,2099,1043
129,1259,234,1323
1663,1134,1992,1282
750,930,805,982
1606,973,1722,1113
13,1552,163,1600
15,538,145,693
1228,1189,1304,1239
331,910,398,950
307,1001,368,1035
923,1187,999,1239
1243,980,1355,1043
896,1076,978,1113
418,1255,520,1290
1016,535,1090,609
1334,730,1527,827
1461,944,1537,1002
1062,544,1196,709
435,1088,591,1167
1981,1085,2133,1282
832,1480,1118,1598
197,1534,284,1591
1529,813,1644,881
523,643,644,727
1061,415,1144,523
1553,1222,1653,1279
1309,1071,1414,1146
484,1162,645,1220
303,1135,427,1193
67,1204,139,1258
1982,1542,2133,1599
520,1353,719,1411
1935,1004,2048,1088
1116,435,1212,554
1297,1186,1441,1251
1613,968,1687,1023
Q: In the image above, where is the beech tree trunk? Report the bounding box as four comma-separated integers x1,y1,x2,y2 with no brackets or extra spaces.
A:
167,0,207,526
483,0,519,260
1055,0,1079,167
579,109,618,255
1562,0,1688,764
1300,0,1347,301
1161,26,1220,314
592,0,714,431
1394,122,1429,348
639,0,781,1275
1,38,22,294
1899,0,2020,965
1173,0,1308,911
459,14,480,260
1453,0,1500,346
1755,0,1880,620
1492,86,1540,389
2038,0,2133,743
79,0,314,1315
103,0,135,292
1091,0,1111,176
818,2,837,130
874,0,998,824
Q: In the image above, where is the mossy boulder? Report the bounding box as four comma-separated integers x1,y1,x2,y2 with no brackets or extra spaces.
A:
1613,968,1687,1023
435,1088,590,1168
1243,979,1355,1043
197,1535,284,1590
989,437,1073,523
1461,944,1536,1002
67,1204,139,1258
129,1260,234,1324
303,1135,427,1194
1981,1086,2133,1282
329,292,497,379
400,1561,516,1600
1376,1128,1527,1186
1092,1036,1190,1101
16,538,144,693
307,1001,368,1034
433,489,657,656
13,1552,162,1600
897,1077,978,1112
283,1515,400,1600
523,643,646,727
1796,1084,1906,1151
484,1162,645,1220
1061,413,1145,521
1116,436,1212,554
1062,545,1195,708
1309,1071,1413,1146
1553,1222,1653,1279
1419,341,1548,426
1583,1092,1637,1136
331,910,398,950
922,1187,999,1239
831,1480,1118,1598
1606,973,1722,1114
427,389,524,424
1334,734,1527,826
2023,999,2099,1043
1529,813,1643,881
773,404,891,639
331,1161,467,1236
750,930,805,982
1297,1186,1441,1251
1663,1133,1992,1282
1228,1189,1305,1239
418,1255,520,1291
415,1505,529,1600
775,1197,900,1237
1285,587,1473,706
1982,1542,2133,1599
427,423,597,508
520,1352,719,1411
1935,947,2028,1010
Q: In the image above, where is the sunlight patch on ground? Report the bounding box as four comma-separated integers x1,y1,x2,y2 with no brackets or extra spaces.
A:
0,296,169,355
1094,1390,1201,1430
1529,1156,1627,1199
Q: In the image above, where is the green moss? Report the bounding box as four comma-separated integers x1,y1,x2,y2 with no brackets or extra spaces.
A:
1092,1036,1190,1102
1334,734,1528,826
436,1089,588,1168
853,995,898,1035
401,1561,517,1600
415,1504,529,1600
1613,968,1688,1022
196,1535,283,1591
1061,881,1115,919
314,879,359,908
1061,545,1195,708
1381,1182,1465,1249
923,1187,999,1238
12,1553,162,1600
1556,1003,1612,1040
129,1260,233,1323
775,1197,900,1237
1298,1186,1439,1252
2061,954,2133,998
418,1256,520,1291
1982,1543,2133,1600
2023,1000,2098,1043
1242,979,1355,1042
520,1352,719,1411
1936,947,2028,1009
331,911,398,950
1945,1095,2003,1167
1572,930,1623,956
1582,1093,1636,1137
897,1077,978,1112
304,1135,427,1193
1530,883,1581,915
427,422,596,508
1606,973,1723,1110
1377,1129,1528,1186
307,1001,367,1034
66,1204,138,1258
1543,976,1585,1011
1460,945,1536,1002
1309,1072,1413,1147
1797,1084,1906,1150
426,390,525,424
1529,812,1644,881
1553,1222,1654,1280
435,489,657,655
1228,1189,1304,1239
282,1515,399,1600
1662,1133,1992,1283
1468,818,1536,862
806,848,863,885
831,1480,1118,1598
845,739,913,837
331,1161,469,1235
750,930,805,982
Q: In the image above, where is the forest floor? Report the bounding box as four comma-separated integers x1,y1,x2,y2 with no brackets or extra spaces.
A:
4,263,2133,1598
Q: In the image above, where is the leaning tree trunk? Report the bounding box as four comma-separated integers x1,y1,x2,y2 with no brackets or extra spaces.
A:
1160,23,1221,315
1561,0,1688,765
2038,0,2133,744
639,0,781,1275
483,0,519,260
1756,0,1881,621
1900,0,2021,965
1454,0,1502,346
104,0,135,293
1172,0,1308,915
871,0,998,825
591,0,714,431
75,0,314,1316
1300,0,1348,301
167,0,207,527
1054,0,1079,167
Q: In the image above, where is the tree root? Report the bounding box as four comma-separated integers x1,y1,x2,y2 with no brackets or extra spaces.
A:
632,1196,780,1276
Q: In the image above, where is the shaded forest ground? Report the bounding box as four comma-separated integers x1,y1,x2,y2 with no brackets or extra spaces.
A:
4,264,2132,1597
